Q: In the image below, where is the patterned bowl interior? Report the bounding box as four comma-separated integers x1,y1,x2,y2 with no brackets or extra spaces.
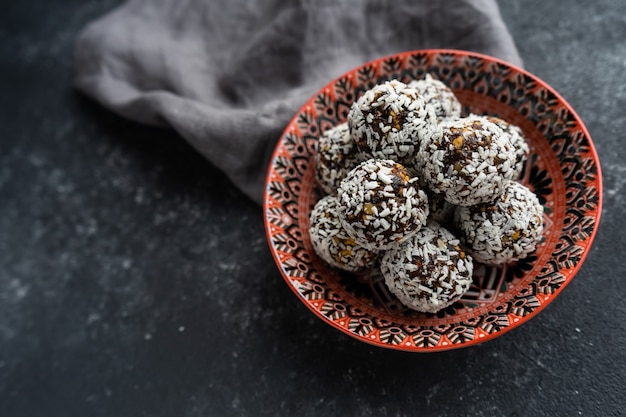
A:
264,50,602,351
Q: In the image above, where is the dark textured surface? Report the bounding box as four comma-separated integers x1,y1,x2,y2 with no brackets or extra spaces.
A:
1,1,624,416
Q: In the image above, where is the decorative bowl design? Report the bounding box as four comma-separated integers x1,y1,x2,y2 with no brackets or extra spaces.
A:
263,49,602,351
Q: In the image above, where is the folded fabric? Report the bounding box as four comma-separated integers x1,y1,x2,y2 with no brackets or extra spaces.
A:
74,0,522,204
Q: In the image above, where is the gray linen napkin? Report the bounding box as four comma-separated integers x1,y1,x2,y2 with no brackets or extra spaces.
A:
74,0,522,204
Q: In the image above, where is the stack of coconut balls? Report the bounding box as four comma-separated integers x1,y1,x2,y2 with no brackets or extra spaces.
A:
309,77,544,313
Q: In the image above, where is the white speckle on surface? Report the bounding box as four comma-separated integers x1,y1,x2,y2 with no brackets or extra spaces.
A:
28,153,45,167
121,259,132,270
134,187,145,204
178,326,185,332
86,313,100,325
604,163,626,199
7,279,29,301
144,333,152,340
75,219,98,236
218,262,238,271
231,396,240,409
575,327,581,333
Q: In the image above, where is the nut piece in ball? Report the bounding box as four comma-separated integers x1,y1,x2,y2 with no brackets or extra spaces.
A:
309,195,379,272
418,115,518,206
454,180,544,265
348,80,440,165
337,159,429,251
381,221,474,313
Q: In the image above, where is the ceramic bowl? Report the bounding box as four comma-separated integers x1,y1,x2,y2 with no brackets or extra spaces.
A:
263,49,602,351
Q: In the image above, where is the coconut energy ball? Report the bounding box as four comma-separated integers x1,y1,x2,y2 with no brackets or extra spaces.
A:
348,80,440,165
309,195,379,272
380,221,474,313
454,180,544,265
408,74,462,121
418,115,518,206
315,122,363,195
336,159,429,251
484,115,530,180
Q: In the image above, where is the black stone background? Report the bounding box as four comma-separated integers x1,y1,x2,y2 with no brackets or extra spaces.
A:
1,1,625,416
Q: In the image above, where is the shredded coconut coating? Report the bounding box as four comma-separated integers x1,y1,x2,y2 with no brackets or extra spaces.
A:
454,181,544,265
309,195,379,272
484,115,530,180
381,221,474,313
337,159,429,251
417,115,518,206
408,74,462,122
315,123,363,195
348,80,441,165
